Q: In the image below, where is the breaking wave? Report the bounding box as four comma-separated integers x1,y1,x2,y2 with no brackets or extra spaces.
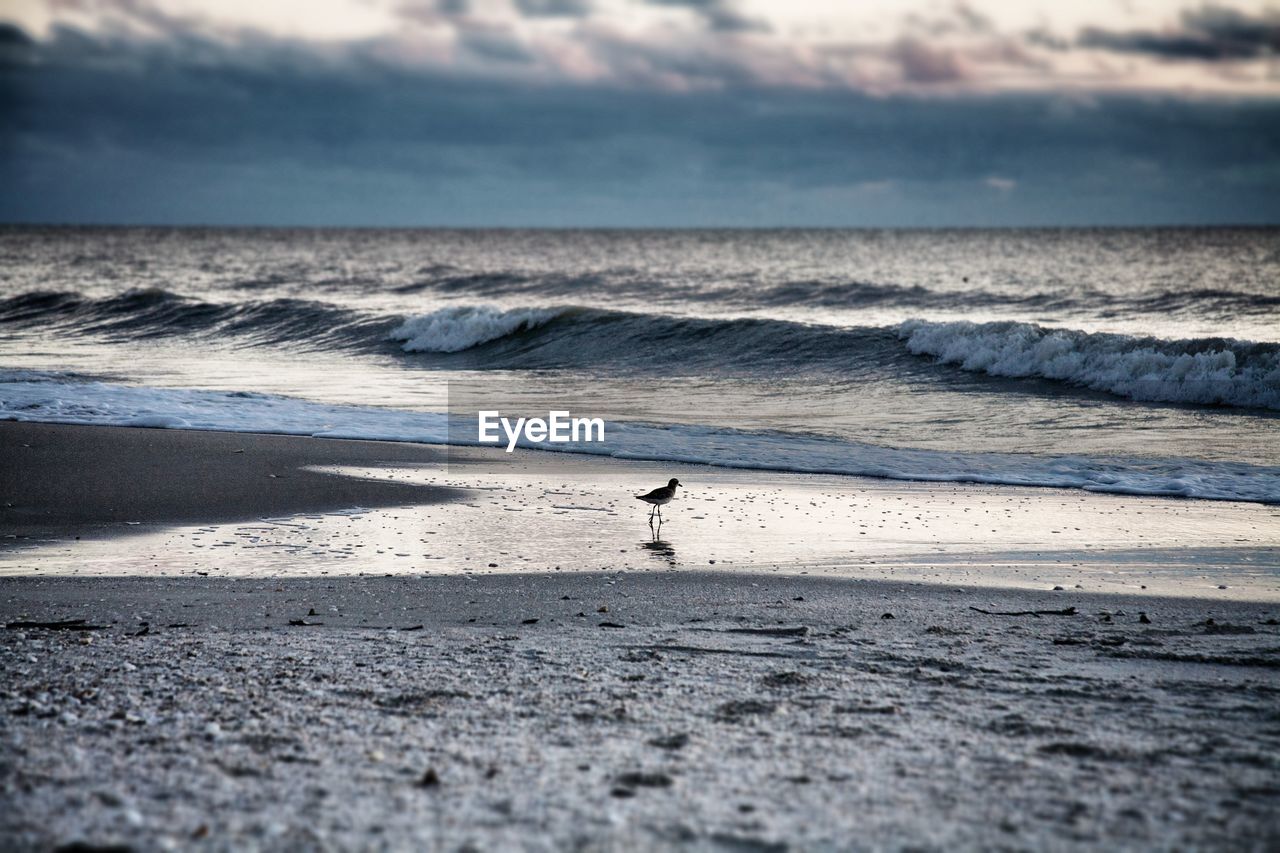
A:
898,319,1280,411
390,305,561,353
2,290,1278,411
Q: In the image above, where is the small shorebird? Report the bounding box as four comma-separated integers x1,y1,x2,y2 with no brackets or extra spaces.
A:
636,478,681,527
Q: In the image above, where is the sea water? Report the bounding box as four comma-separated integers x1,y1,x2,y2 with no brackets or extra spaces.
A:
1,226,1277,503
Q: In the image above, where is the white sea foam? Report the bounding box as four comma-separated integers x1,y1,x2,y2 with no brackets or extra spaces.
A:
3,376,1277,504
0,377,449,443
897,319,1280,410
389,306,561,353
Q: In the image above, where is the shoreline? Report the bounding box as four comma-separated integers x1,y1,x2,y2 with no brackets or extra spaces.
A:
4,420,1277,602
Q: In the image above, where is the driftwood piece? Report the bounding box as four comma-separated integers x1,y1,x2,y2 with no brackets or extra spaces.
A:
969,606,1077,617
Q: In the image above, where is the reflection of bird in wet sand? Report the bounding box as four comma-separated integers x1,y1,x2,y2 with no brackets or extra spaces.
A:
636,478,681,528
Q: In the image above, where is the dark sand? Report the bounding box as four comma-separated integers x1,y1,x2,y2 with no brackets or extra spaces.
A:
1,421,462,542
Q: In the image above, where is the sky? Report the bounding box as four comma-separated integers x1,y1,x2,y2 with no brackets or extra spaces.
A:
1,0,1278,226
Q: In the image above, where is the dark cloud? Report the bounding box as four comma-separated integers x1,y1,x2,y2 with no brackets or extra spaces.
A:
1,22,1278,226
644,0,769,34
893,37,968,83
397,0,468,24
0,22,36,71
514,0,592,18
0,22,33,46
459,26,535,64
1079,4,1280,60
1184,4,1280,50
1079,26,1240,59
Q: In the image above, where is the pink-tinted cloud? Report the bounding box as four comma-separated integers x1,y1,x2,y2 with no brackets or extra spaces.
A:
5,0,1280,96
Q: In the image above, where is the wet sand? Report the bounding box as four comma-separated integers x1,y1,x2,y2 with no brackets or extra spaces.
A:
0,421,462,540
5,422,1276,602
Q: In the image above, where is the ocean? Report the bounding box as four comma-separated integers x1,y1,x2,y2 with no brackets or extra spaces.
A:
2,226,1278,504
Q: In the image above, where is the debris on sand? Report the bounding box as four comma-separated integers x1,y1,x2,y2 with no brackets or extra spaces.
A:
648,733,690,750
725,626,809,637
6,619,108,631
614,771,673,789
1198,619,1256,635
761,671,811,689
715,700,777,722
969,606,1077,617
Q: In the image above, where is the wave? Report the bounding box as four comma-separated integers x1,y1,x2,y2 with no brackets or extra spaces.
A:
4,290,1278,411
344,267,1280,316
0,289,394,352
0,290,916,377
389,307,1280,410
898,319,1280,411
2,373,1276,504
390,305,561,353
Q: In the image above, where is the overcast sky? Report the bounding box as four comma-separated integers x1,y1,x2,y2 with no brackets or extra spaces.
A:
2,0,1278,226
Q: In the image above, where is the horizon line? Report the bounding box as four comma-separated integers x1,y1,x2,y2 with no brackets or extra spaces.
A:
3,221,1279,231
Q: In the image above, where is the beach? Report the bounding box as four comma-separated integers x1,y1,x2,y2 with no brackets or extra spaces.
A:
3,420,1279,850
5,0,1280,845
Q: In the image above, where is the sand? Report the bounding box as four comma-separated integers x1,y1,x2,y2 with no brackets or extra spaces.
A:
1,421,1279,850
0,421,461,540
3,573,1279,851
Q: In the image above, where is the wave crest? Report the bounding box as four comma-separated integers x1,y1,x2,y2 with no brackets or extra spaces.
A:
898,319,1280,410
389,306,563,353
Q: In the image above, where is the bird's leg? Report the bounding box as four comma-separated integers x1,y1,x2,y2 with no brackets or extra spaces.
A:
648,505,655,526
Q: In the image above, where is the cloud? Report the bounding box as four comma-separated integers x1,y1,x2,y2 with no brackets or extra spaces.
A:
1,4,1279,225
893,37,969,84
5,0,1280,97
459,25,535,64
0,22,33,46
514,0,592,17
1,18,1278,226
1078,4,1280,61
643,0,769,34
0,20,37,70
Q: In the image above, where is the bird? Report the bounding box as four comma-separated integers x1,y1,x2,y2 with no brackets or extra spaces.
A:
636,478,681,527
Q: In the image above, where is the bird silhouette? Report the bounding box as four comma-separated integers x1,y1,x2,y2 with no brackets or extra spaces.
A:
636,478,681,530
